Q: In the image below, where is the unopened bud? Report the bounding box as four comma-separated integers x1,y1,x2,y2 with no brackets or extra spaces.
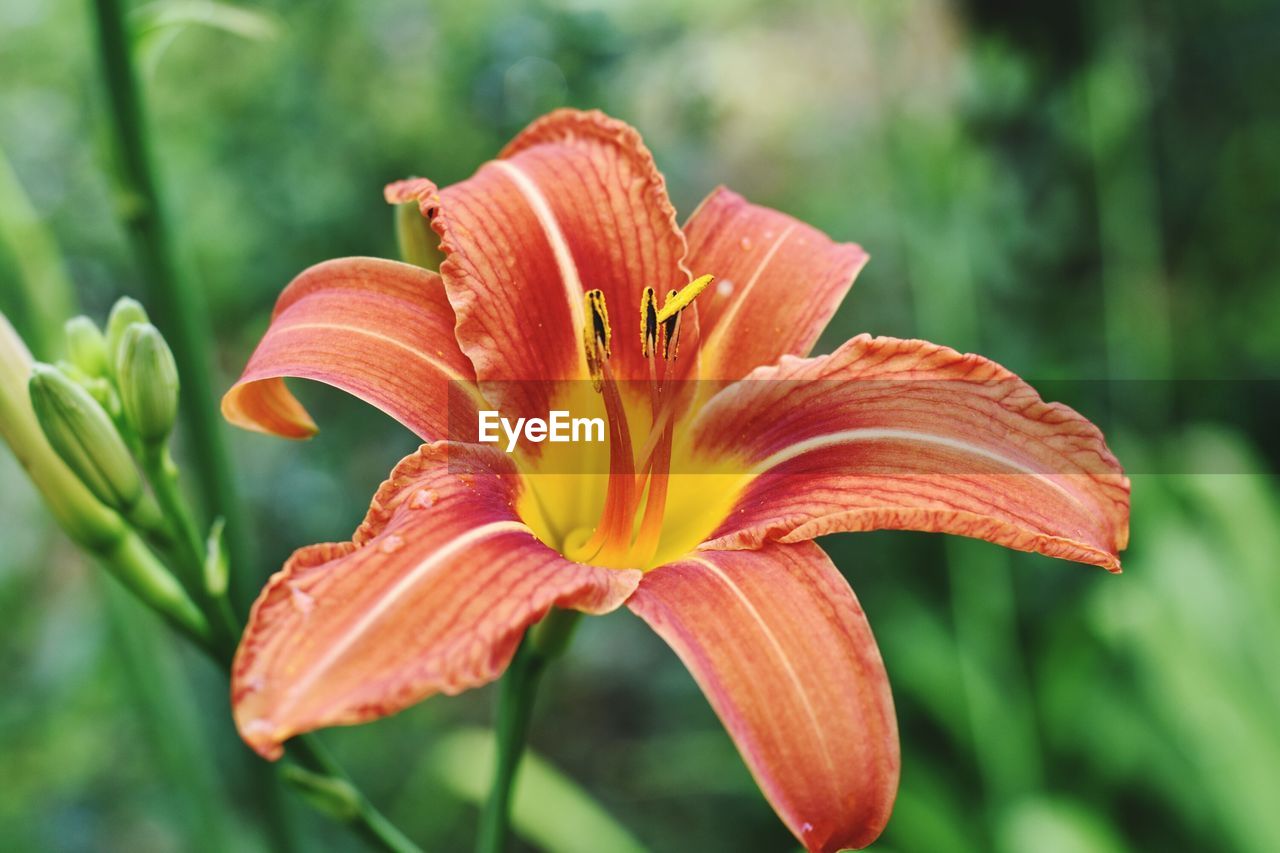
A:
116,323,179,444
28,363,144,514
395,201,443,269
64,316,109,377
1,314,124,550
105,297,149,376
281,765,361,821
204,517,229,597
56,359,120,417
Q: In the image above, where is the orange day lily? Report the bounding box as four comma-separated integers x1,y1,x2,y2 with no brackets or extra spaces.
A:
221,109,1129,852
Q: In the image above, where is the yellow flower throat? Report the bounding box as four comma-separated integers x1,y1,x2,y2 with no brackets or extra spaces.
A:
516,275,743,571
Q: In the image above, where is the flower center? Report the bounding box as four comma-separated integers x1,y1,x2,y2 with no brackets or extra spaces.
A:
516,276,740,570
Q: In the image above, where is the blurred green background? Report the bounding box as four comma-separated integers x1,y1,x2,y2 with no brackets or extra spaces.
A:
2,0,1278,850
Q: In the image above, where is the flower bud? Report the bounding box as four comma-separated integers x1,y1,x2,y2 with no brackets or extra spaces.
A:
28,363,144,515
1,313,124,550
281,764,361,821
56,359,121,417
204,517,229,598
105,297,149,377
64,316,109,377
395,201,443,269
116,323,179,444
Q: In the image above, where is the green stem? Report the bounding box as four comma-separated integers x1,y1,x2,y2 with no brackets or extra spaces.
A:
122,489,192,571
104,527,211,645
140,442,237,656
142,445,204,574
476,609,580,853
88,0,251,609
289,736,424,853
476,645,544,853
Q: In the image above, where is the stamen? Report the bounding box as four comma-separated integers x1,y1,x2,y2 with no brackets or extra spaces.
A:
654,274,714,323
583,321,601,390
575,360,636,563
571,276,716,568
631,413,674,565
632,279,703,562
586,289,611,357
572,289,637,564
593,367,638,562
634,396,675,476
661,289,682,361
640,287,658,358
584,288,611,391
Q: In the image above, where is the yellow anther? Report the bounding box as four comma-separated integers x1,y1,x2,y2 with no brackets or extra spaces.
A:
640,287,658,358
654,274,713,324
661,288,682,360
584,289,612,391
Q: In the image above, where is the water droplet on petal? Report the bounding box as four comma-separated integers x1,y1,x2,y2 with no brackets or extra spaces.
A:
242,675,265,694
242,718,275,736
409,488,439,509
287,582,314,614
739,236,753,250
379,534,405,554
800,822,814,835
716,278,735,297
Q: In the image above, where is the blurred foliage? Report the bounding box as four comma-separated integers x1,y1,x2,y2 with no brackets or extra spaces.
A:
2,0,1278,851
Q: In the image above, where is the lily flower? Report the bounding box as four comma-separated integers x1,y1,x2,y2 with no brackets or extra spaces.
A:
222,110,1128,852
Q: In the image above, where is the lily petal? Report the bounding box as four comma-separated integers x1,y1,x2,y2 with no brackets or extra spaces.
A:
222,257,477,440
629,542,898,852
692,335,1130,570
387,109,691,418
684,187,868,380
232,442,640,759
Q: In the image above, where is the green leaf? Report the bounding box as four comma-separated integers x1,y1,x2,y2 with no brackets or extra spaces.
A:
131,1,281,79
997,797,1128,853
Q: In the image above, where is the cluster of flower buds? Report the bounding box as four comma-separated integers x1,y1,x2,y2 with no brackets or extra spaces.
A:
29,299,180,517
0,304,210,642
10,299,230,650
